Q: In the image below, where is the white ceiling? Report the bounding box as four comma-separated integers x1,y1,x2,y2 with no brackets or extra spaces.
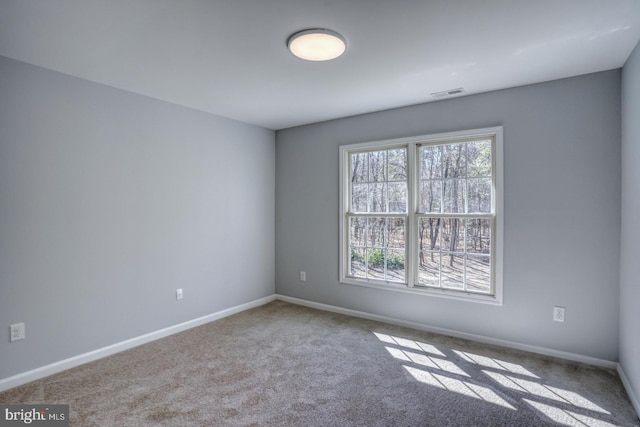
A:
1,1,639,130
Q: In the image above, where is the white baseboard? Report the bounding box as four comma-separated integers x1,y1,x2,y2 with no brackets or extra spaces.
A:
0,295,276,393
618,364,640,419
275,294,618,370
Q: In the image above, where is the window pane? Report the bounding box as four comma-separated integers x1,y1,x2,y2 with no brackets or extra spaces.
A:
388,218,405,249
388,182,407,212
441,218,465,253
350,248,366,278
467,140,492,177
442,143,466,178
418,252,440,287
420,179,442,213
387,249,405,283
441,254,464,290
466,219,491,254
420,145,442,179
369,183,387,212
349,217,367,247
468,178,491,213
366,248,385,280
443,179,466,213
419,218,443,251
350,148,407,214
388,149,407,181
352,183,368,212
368,151,386,182
467,255,491,293
366,217,386,248
419,217,492,292
347,216,406,283
351,152,368,183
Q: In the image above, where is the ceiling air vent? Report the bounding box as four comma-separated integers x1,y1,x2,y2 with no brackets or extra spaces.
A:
431,88,465,98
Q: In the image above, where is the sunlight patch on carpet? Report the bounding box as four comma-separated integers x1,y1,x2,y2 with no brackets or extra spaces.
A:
453,350,539,378
385,347,469,377
523,399,617,427
484,371,610,414
404,365,515,410
373,332,445,357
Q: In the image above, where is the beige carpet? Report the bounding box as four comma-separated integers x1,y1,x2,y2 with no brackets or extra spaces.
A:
1,301,638,426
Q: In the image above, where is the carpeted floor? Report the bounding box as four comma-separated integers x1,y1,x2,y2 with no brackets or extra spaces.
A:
1,301,638,426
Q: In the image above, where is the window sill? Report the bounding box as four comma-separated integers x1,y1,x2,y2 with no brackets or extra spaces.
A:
340,277,503,306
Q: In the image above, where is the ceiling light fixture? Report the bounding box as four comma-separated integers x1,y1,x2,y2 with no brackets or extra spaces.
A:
287,29,346,61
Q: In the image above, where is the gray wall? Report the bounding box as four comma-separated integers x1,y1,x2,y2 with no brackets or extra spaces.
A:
621,41,640,406
0,56,275,379
276,70,621,361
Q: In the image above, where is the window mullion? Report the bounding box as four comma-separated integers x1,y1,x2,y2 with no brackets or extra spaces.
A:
385,151,390,213
463,218,468,293
364,216,370,280
383,217,388,282
407,142,417,288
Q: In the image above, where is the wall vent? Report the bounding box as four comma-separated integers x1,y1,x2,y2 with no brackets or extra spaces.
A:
431,88,465,98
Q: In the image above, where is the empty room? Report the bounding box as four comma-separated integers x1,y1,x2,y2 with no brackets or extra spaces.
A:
1,1,640,425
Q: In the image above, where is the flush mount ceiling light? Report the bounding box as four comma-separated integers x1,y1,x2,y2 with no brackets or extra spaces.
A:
287,29,346,61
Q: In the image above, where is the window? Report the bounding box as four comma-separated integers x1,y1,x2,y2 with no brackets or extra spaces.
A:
339,127,503,304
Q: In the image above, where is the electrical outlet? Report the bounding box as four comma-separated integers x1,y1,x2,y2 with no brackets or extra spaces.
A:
176,288,183,300
300,271,306,282
9,323,25,342
553,306,566,322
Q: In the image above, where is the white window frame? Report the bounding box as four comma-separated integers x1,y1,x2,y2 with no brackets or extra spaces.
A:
339,127,503,305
